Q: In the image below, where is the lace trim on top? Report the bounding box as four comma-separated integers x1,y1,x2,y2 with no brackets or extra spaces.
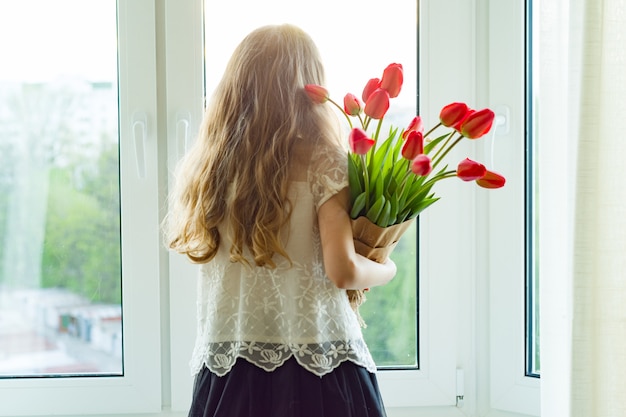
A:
191,339,376,377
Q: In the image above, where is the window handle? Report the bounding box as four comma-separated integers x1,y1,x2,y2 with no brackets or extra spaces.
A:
488,105,510,169
176,110,191,160
132,112,148,179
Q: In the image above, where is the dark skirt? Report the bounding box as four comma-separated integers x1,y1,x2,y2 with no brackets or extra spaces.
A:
188,357,387,417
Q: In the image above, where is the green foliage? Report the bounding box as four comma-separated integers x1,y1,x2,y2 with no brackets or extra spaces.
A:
349,127,446,228
41,139,121,304
360,223,418,367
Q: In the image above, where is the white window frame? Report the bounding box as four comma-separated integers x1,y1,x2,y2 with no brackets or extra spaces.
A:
162,0,205,411
485,0,540,415
163,0,461,412
0,1,163,415
383,0,539,416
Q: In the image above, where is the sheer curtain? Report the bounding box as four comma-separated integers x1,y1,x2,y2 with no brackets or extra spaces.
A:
539,0,626,416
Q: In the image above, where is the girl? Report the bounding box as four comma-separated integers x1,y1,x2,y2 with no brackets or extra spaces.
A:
165,24,397,417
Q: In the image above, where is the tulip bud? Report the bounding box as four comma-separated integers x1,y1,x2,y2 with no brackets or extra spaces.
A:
402,116,424,139
363,88,390,120
349,127,375,155
460,108,495,139
361,78,381,102
401,131,424,160
457,158,486,181
343,93,362,116
440,102,470,127
411,154,432,176
476,170,506,188
304,84,329,104
380,63,403,98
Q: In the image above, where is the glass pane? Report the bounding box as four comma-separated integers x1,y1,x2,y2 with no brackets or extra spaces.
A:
0,0,122,377
525,0,540,377
204,0,418,368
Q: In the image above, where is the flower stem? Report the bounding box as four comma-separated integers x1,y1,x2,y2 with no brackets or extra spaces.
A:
432,133,464,169
327,98,353,129
397,165,413,200
361,154,371,210
430,131,454,161
422,170,457,188
357,113,365,129
364,115,373,131
374,118,384,142
424,122,442,138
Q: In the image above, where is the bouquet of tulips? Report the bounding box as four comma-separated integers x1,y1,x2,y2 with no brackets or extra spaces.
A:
305,63,505,324
305,63,505,230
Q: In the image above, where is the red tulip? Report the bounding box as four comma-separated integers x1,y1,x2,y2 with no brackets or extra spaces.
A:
361,77,381,102
363,88,390,119
380,63,403,98
401,130,424,160
460,108,495,139
457,158,486,181
343,93,362,116
440,102,470,127
304,84,329,104
476,170,506,188
411,154,432,176
402,116,424,139
349,127,375,155
453,109,474,131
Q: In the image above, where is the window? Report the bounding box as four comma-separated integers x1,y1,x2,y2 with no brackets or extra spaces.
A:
166,0,461,411
0,1,162,414
171,0,520,412
525,0,540,379
487,0,540,415
203,0,418,371
0,0,122,379
190,0,536,412
0,1,539,415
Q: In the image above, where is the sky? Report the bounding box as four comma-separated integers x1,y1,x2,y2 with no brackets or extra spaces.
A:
0,0,417,107
0,0,116,82
204,0,418,107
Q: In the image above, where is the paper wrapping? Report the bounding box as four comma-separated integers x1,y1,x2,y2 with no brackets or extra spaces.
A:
351,216,415,263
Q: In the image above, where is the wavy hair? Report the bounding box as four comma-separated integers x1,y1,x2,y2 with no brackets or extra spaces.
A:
165,24,341,267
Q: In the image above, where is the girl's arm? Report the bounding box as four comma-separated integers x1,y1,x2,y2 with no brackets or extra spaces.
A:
318,187,397,290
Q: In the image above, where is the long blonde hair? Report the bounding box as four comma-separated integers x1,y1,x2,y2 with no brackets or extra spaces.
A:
165,24,341,267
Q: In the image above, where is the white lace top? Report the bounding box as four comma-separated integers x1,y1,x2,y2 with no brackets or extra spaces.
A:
189,145,377,377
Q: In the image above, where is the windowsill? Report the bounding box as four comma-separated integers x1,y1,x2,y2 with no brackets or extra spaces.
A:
10,405,535,417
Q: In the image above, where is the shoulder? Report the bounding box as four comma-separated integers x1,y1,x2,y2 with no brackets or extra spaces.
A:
306,139,348,210
309,138,347,175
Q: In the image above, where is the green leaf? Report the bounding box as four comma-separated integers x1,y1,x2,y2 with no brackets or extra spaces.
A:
406,196,440,219
369,136,393,184
381,131,402,189
402,184,434,214
377,129,397,163
387,175,399,197
396,174,413,208
424,132,451,154
378,199,392,227
392,157,409,181
388,192,399,226
373,170,384,203
348,153,364,202
366,195,386,224
350,191,368,219
391,128,404,161
396,209,410,223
